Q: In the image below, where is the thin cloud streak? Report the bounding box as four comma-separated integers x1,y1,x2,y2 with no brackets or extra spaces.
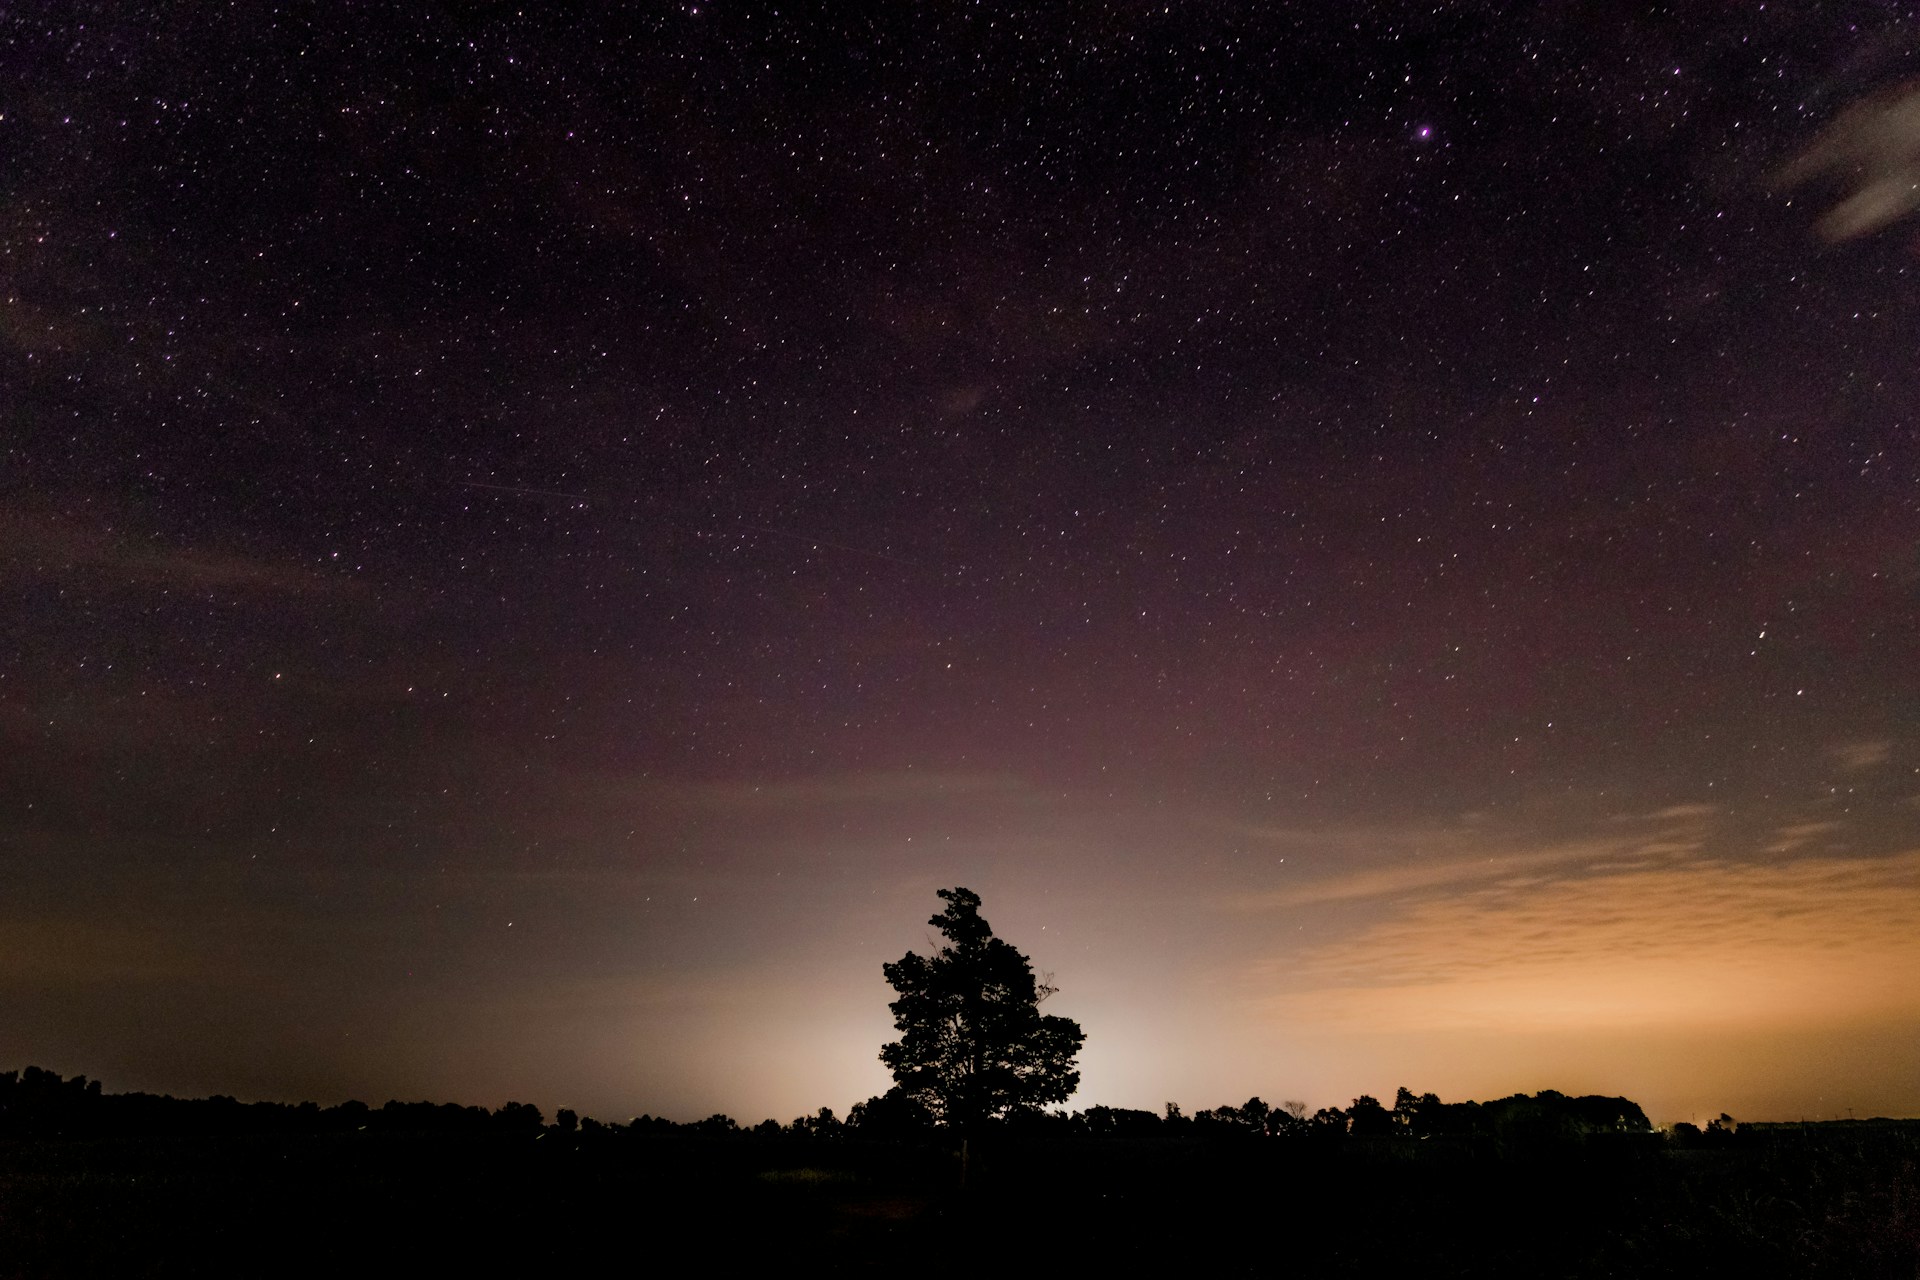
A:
1256,849,1920,1034
1228,846,1618,909
1831,739,1892,771
1221,808,1718,909
0,505,352,596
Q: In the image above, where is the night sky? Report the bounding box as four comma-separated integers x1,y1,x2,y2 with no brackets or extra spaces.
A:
4,4,1917,1127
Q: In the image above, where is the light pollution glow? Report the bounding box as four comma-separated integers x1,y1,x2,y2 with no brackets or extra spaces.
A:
5,754,1916,1127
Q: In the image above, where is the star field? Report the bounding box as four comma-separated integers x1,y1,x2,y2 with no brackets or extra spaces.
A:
2,4,1917,1123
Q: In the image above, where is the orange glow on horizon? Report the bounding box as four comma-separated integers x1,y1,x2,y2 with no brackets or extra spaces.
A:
1258,849,1920,1034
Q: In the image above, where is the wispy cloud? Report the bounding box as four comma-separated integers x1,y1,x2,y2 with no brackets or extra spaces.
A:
1765,820,1843,854
1774,82,1920,242
1831,740,1892,771
1632,803,1720,822
1228,845,1619,909
1223,807,1714,909
1255,849,1920,1033
0,505,350,596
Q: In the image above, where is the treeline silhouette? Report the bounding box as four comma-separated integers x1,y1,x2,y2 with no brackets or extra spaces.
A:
0,1065,550,1139
1058,1086,1653,1143
4,1065,1656,1148
6,1065,1918,1277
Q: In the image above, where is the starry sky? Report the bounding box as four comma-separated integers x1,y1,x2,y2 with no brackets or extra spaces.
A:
4,3,1917,1126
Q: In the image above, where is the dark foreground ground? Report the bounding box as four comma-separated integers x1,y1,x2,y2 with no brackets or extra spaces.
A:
2,1125,1915,1277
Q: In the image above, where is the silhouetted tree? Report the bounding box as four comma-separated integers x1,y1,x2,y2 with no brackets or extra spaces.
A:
1309,1105,1350,1142
879,887,1085,1130
847,1088,936,1139
788,1106,842,1138
1571,1095,1652,1133
1348,1094,1395,1138
1195,1100,1277,1139
1270,1098,1309,1138
628,1113,678,1136
493,1101,545,1133
0,1067,103,1137
1083,1105,1163,1138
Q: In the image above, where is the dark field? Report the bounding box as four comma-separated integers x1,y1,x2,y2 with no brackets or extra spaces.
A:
3,1125,1916,1278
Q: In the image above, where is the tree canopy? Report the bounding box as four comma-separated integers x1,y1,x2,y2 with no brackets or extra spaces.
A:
879,887,1085,1129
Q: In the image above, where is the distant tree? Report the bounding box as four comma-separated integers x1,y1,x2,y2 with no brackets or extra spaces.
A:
330,1099,371,1132
493,1101,545,1133
1566,1094,1653,1134
788,1106,842,1138
847,1087,936,1139
628,1113,678,1136
554,1107,578,1133
1469,1091,1654,1145
1194,1100,1276,1139
1391,1088,1447,1137
879,887,1085,1130
1264,1099,1308,1137
1003,1105,1076,1136
1309,1106,1349,1141
1348,1094,1395,1138
0,1067,104,1137
1391,1086,1447,1135
1082,1105,1163,1138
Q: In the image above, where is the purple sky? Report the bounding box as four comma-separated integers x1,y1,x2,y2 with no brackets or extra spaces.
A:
4,4,1917,1125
